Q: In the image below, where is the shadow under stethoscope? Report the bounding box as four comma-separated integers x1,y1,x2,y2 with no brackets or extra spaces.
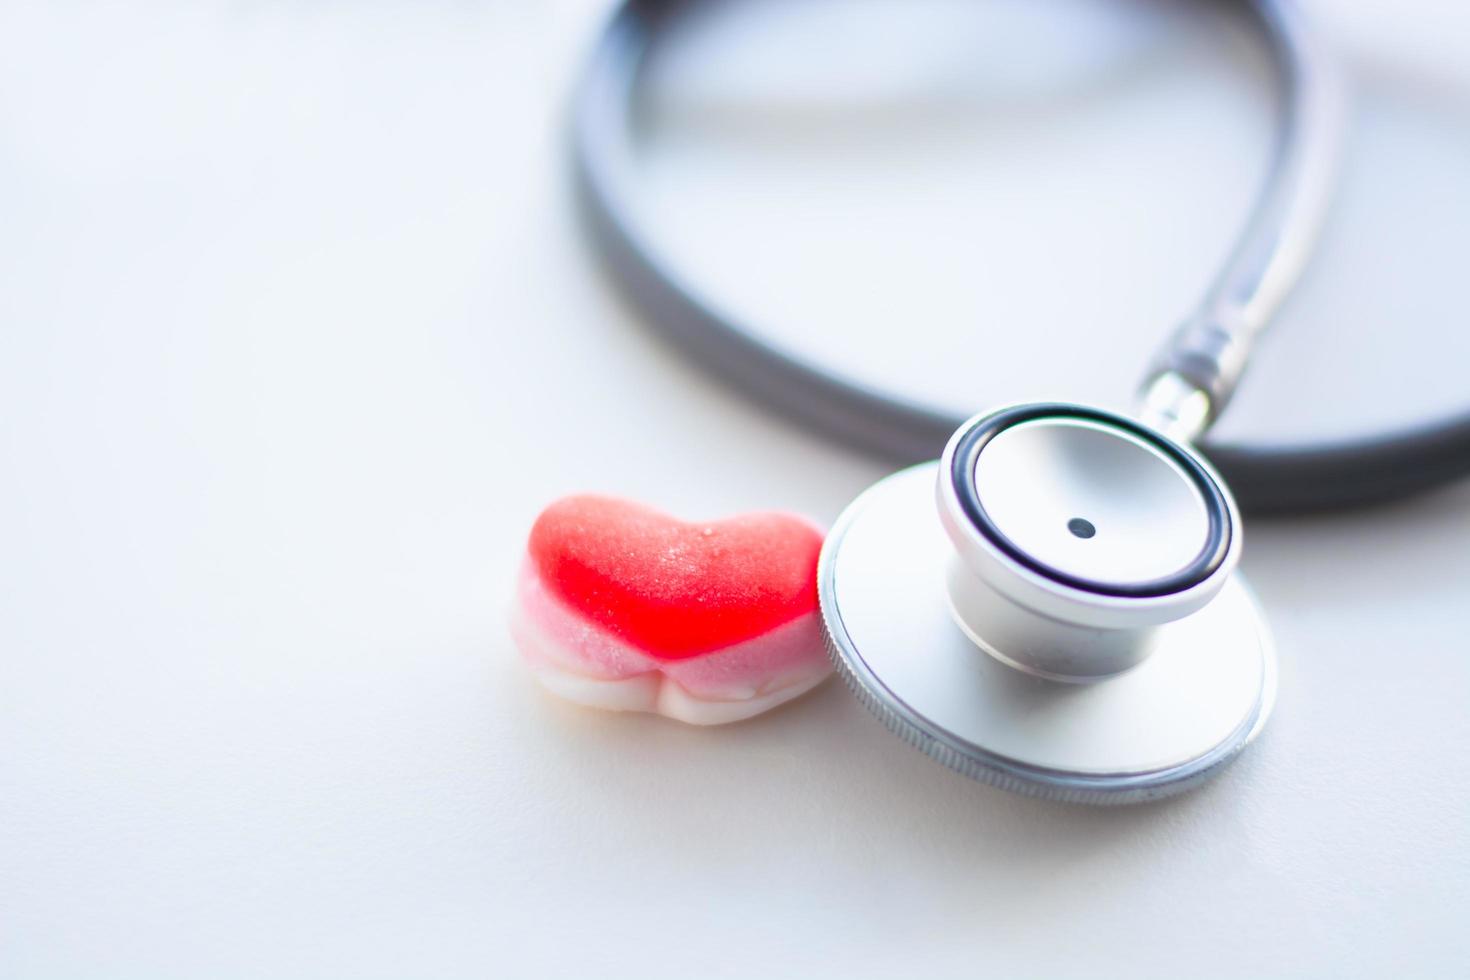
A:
523,660,1256,875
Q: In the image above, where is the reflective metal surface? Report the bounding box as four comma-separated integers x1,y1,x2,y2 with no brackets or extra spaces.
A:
972,418,1211,588
820,462,1275,803
1136,371,1213,443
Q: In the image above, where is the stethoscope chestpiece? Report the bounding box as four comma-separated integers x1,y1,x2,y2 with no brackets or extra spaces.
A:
937,404,1239,683
820,403,1275,805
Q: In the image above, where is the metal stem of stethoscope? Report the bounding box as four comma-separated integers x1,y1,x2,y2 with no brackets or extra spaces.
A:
1137,0,1344,438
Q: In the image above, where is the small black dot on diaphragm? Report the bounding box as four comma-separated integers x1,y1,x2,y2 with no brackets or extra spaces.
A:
1068,518,1096,539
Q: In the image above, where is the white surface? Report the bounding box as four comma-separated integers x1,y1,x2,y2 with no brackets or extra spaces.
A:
0,2,1467,977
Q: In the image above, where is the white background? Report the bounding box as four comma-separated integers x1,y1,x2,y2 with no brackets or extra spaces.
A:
2,1,1468,977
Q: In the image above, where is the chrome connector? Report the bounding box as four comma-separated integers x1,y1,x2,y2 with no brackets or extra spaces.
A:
1136,371,1212,443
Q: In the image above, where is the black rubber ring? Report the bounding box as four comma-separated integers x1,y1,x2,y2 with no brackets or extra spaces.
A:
949,404,1232,598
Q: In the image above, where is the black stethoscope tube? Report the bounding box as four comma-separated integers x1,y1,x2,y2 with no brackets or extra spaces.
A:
571,0,1470,514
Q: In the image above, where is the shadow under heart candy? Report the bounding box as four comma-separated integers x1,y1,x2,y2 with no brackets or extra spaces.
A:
510,495,831,725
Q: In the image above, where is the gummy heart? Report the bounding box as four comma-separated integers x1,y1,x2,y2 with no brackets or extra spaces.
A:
511,495,830,725
527,496,822,659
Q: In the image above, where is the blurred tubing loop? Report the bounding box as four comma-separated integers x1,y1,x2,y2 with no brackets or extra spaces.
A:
571,0,1470,512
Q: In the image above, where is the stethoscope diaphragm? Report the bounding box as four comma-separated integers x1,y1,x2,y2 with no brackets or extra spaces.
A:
819,405,1274,803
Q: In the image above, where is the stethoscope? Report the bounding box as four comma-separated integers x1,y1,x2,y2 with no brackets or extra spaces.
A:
569,0,1470,802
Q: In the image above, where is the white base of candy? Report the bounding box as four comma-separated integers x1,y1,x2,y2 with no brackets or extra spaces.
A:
509,564,830,725
525,658,827,725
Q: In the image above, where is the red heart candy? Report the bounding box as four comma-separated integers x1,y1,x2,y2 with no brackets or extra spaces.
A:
527,496,824,660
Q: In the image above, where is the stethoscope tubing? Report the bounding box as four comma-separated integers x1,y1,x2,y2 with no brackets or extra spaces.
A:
571,0,1470,514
